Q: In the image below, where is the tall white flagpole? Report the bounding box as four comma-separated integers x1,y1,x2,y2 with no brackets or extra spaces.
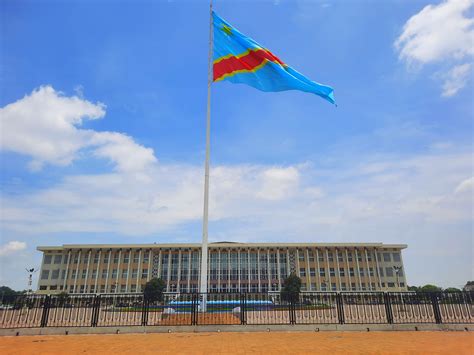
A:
199,0,213,309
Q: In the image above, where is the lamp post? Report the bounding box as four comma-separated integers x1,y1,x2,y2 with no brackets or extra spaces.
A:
393,266,402,291
26,268,38,295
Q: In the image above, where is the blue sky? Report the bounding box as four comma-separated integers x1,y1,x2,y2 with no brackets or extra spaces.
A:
0,0,473,290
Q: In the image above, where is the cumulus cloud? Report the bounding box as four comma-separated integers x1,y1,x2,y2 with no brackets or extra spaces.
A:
0,241,27,256
395,0,474,96
0,86,156,172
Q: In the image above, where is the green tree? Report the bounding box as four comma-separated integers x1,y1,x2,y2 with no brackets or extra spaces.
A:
56,291,69,306
281,273,301,303
407,286,419,292
444,287,461,292
420,284,442,292
143,278,166,303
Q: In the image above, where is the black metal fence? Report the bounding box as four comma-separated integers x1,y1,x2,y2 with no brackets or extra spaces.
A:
0,291,472,329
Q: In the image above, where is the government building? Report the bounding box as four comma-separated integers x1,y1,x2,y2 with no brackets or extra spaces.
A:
36,242,408,294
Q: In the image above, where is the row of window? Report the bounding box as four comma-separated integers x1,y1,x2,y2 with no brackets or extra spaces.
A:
297,251,401,263
44,252,152,266
299,266,404,278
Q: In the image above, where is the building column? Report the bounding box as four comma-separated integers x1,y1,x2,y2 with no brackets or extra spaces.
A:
157,250,162,280
365,249,372,290
325,249,332,290
125,249,132,292
267,249,271,291
247,249,251,293
276,249,281,291
136,249,142,292
257,249,261,292
315,248,321,291
237,249,241,291
63,250,71,291
167,249,172,292
94,249,101,294
84,250,92,293
399,249,407,291
73,250,81,293
286,249,290,276
187,249,192,292
335,248,342,291
104,249,112,293
228,249,231,290
374,248,382,290
115,249,122,293
354,248,362,290
217,249,221,291
147,249,152,282
345,249,352,291
296,249,301,277
177,249,182,293
305,249,311,290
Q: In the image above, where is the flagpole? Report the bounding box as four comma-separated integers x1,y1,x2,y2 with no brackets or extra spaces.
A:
199,0,213,310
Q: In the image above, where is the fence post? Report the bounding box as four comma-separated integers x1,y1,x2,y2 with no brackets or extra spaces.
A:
240,293,246,325
40,295,51,328
191,293,198,326
336,293,345,324
141,296,148,326
288,293,296,325
383,293,393,324
91,294,101,327
431,293,442,324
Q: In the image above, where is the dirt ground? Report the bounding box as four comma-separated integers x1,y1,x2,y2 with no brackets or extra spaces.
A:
0,331,472,354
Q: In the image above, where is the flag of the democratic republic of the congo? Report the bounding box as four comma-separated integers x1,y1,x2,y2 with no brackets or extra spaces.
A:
212,12,335,105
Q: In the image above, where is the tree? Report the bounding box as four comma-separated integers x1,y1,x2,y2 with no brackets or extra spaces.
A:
420,284,442,292
281,273,301,303
143,278,166,303
407,286,419,292
444,287,461,292
57,291,69,306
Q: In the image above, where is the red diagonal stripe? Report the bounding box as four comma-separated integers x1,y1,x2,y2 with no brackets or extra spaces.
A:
213,49,285,81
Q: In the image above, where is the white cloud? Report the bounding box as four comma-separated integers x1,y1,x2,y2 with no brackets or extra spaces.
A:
440,63,472,96
455,176,474,193
0,241,27,256
395,0,474,96
0,86,156,172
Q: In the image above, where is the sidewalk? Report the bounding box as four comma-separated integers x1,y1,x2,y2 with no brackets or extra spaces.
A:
1,331,473,354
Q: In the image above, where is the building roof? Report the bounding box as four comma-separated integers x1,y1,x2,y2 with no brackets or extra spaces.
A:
37,242,407,251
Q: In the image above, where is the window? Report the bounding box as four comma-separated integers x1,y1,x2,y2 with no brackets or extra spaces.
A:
361,282,366,291
104,254,109,264
41,270,50,280
319,268,326,277
102,269,108,279
132,269,138,278
357,252,363,262
143,254,149,263
328,252,334,262
133,253,140,263
113,254,119,264
367,252,372,261
347,252,353,262
53,255,62,264
400,282,405,287
371,282,376,290
331,283,337,291
73,255,79,264
321,283,327,291
122,269,128,279
392,253,401,262
301,283,306,291
298,251,305,261
341,282,347,291
61,270,66,279
44,255,52,264
92,270,97,279
51,269,60,280
379,267,384,277
349,267,355,277
71,270,76,279
81,270,87,279
383,253,391,262
310,268,316,277
385,267,394,277
308,252,315,262
318,253,324,262
39,286,47,290
83,255,89,264
329,268,335,277
299,268,306,277
123,254,130,263
381,282,386,287
339,268,345,277
100,285,106,293
120,285,126,292
359,268,365,277
89,286,95,293
93,254,99,264
351,283,356,291
112,269,118,278
131,285,137,292
337,252,343,262
369,267,374,277
142,269,148,279
388,282,395,288
310,283,316,290
80,285,85,293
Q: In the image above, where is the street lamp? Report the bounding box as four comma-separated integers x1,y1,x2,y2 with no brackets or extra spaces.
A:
25,268,38,295
393,266,402,291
